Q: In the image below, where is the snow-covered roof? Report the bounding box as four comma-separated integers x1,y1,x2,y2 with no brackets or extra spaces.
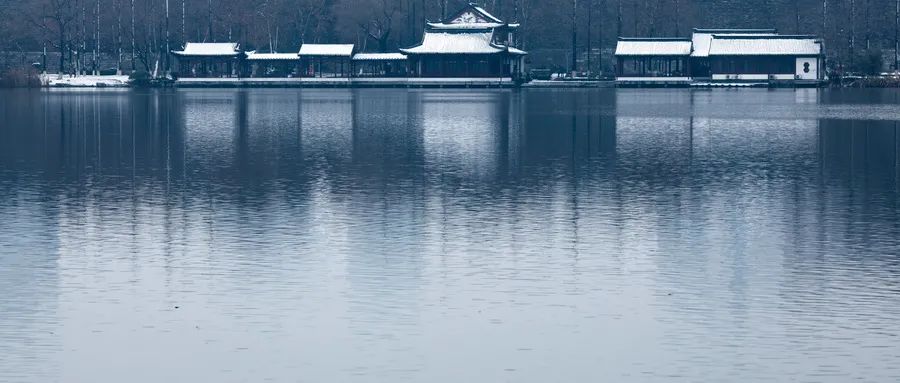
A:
439,3,505,26
615,39,693,56
693,28,778,34
708,36,821,56
352,53,408,61
245,52,298,60
401,31,504,54
691,30,778,57
172,42,240,56
508,47,527,55
427,22,503,30
298,44,355,57
471,5,503,23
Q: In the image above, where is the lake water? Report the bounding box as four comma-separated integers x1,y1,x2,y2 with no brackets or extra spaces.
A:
1,88,899,382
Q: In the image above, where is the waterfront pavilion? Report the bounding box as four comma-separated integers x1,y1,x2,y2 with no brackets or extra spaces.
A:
299,44,355,78
171,43,243,78
352,53,408,77
690,29,778,78
400,3,526,78
707,35,823,82
614,28,825,86
614,38,693,83
245,52,300,77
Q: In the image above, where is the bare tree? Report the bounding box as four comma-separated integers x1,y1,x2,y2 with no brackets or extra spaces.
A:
849,0,855,69
863,0,869,50
598,0,604,74
616,0,621,38
166,0,170,71
206,0,212,41
32,0,78,74
519,0,532,49
359,0,400,52
258,0,284,52
571,0,577,75
673,0,680,35
94,0,99,74
131,0,135,70
587,0,592,75
116,0,122,73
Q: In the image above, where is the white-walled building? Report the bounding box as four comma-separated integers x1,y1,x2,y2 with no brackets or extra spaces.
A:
615,28,824,86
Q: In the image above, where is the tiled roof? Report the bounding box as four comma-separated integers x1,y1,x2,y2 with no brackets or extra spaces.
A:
615,39,693,56
298,44,355,57
172,42,240,56
708,36,821,56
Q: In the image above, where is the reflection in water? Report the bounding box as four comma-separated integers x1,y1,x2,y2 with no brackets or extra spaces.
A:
1,88,899,382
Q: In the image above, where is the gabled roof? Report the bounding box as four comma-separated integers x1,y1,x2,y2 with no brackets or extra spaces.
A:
427,2,516,30
614,38,693,56
352,53,408,61
172,42,240,56
427,22,510,30
708,35,821,56
691,28,778,57
507,47,527,55
442,3,504,24
298,44,355,57
401,31,506,54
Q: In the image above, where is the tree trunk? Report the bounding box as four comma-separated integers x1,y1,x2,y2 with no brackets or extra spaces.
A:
616,0,621,38
864,0,870,50
673,0,679,35
95,0,99,75
598,0,603,74
59,27,66,74
632,1,637,36
82,0,86,75
587,0,592,75
849,0,855,69
131,0,135,71
207,0,213,42
513,0,518,22
165,0,170,72
117,0,122,74
571,0,577,75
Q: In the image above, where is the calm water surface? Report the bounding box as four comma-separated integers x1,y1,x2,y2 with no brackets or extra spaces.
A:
1,88,899,382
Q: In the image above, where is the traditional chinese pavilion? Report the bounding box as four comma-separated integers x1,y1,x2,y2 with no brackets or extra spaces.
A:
401,3,526,79
614,28,824,86
172,43,244,78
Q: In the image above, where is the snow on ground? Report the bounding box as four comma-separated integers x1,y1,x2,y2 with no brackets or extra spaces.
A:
42,74,130,87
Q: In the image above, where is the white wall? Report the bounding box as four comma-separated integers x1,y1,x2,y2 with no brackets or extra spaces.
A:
711,74,794,81
795,57,818,80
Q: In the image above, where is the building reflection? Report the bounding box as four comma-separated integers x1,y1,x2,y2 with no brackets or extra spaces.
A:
519,89,617,161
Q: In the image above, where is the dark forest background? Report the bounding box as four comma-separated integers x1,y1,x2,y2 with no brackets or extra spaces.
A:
0,0,898,75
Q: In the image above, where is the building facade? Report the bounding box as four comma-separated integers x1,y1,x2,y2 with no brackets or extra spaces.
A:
614,38,693,86
171,4,527,84
615,29,824,86
401,3,527,79
172,43,244,78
